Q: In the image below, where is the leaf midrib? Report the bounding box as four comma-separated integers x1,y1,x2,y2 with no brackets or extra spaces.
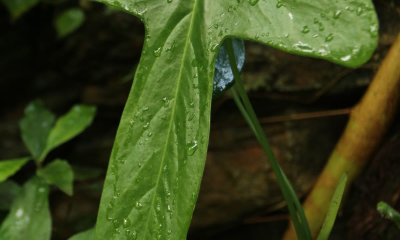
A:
142,0,201,237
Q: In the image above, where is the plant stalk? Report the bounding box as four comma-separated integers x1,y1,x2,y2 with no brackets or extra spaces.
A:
226,38,311,240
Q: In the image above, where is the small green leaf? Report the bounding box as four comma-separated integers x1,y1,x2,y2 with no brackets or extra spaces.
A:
0,158,30,183
37,159,74,196
377,201,400,229
0,180,21,211
68,227,95,240
19,100,55,160
72,165,104,181
55,8,85,38
213,38,245,99
316,172,348,240
1,0,39,21
40,105,96,161
0,177,51,240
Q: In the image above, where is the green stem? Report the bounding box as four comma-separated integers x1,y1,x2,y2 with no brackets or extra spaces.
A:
226,38,311,240
230,88,256,134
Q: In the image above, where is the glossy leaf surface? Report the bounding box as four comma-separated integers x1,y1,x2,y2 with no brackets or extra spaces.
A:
37,159,74,196
68,228,95,240
19,100,55,160
0,177,51,240
1,0,39,20
0,180,20,210
56,8,85,38
213,38,245,99
93,0,378,239
0,158,30,183
41,105,96,160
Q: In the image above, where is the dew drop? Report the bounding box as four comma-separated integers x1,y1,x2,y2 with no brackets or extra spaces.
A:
187,140,198,156
211,43,220,52
333,10,342,19
249,0,259,6
276,0,285,8
143,122,150,129
123,218,131,228
153,47,162,57
301,26,310,34
325,33,334,42
255,33,260,39
163,97,170,108
135,201,143,209
113,219,120,228
167,0,172,3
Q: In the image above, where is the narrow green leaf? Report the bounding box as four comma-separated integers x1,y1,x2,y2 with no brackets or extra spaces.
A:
377,201,400,229
0,180,21,211
92,0,378,239
72,165,104,181
40,105,96,161
1,0,39,20
213,38,245,99
37,159,74,196
316,172,348,240
19,100,55,160
55,8,85,38
0,158,30,183
0,177,51,240
68,227,95,240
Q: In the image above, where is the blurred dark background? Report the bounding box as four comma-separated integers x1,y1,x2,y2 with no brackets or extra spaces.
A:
0,0,400,239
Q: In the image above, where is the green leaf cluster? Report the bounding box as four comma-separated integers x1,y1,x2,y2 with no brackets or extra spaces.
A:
0,100,96,240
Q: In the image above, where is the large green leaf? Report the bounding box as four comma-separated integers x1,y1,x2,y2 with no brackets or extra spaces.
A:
0,180,21,211
93,0,378,239
40,105,96,161
68,228,95,240
37,159,74,196
19,100,55,160
0,158,30,183
1,0,40,20
55,8,85,38
0,177,51,240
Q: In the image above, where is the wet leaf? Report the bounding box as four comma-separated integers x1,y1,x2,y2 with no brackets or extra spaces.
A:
68,227,95,240
213,38,245,99
0,181,20,211
55,8,85,38
0,177,51,240
92,0,378,239
0,158,30,183
37,159,74,196
1,0,39,21
19,100,55,160
40,105,96,161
